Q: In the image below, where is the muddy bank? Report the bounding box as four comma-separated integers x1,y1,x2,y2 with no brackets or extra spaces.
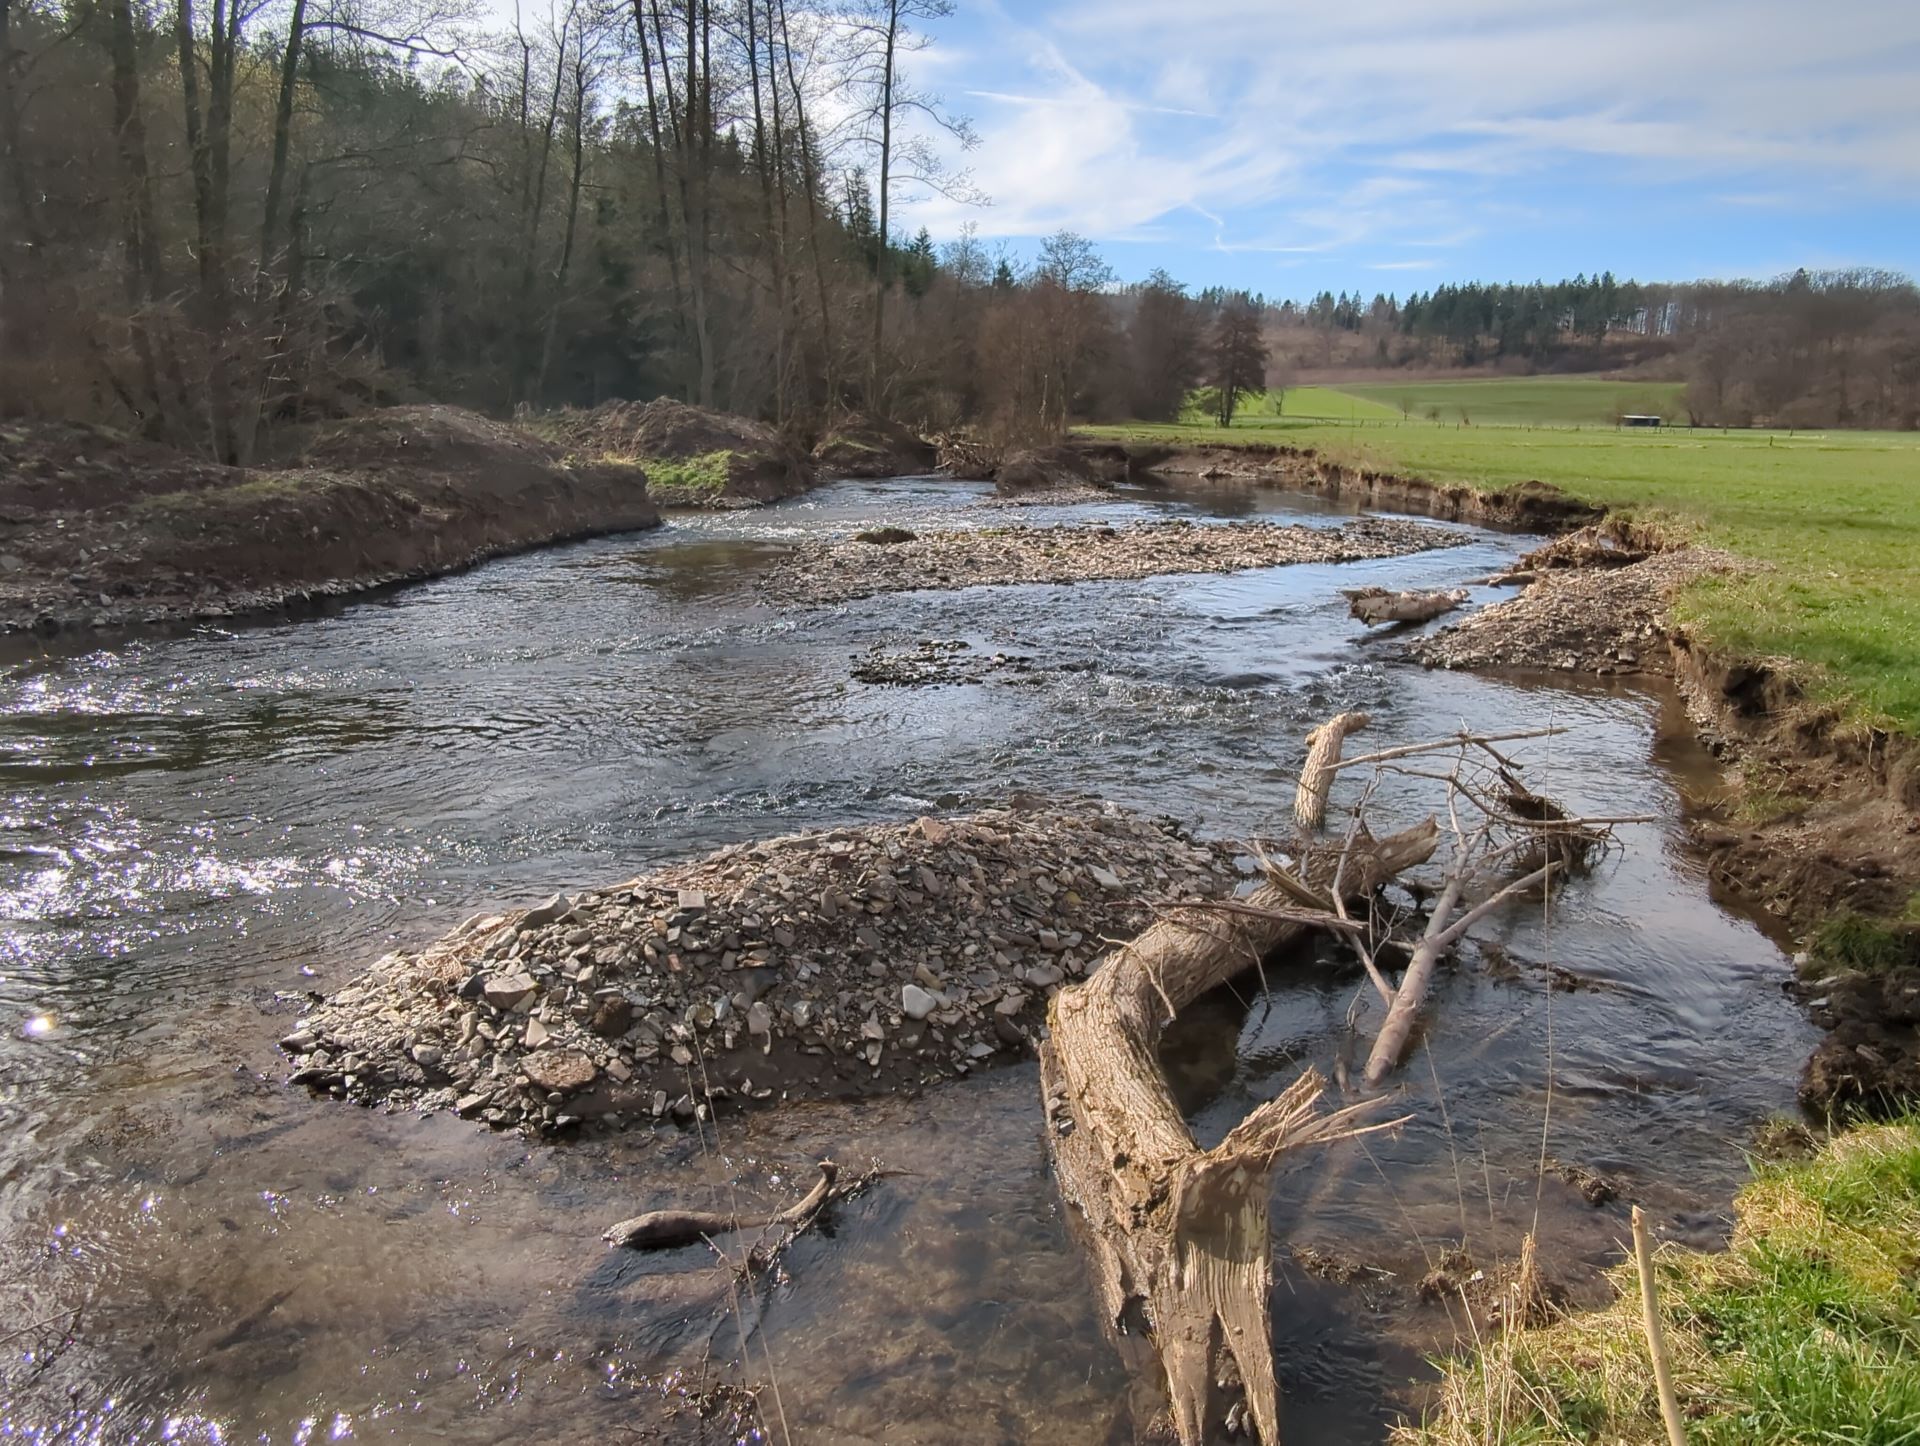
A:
281,802,1242,1135
1085,439,1603,531
766,515,1469,606
0,405,662,633
537,397,815,506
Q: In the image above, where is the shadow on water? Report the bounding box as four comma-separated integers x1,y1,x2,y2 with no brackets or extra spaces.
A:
0,478,1812,1443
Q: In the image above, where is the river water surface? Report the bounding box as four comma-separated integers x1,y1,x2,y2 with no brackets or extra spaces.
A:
0,477,1814,1444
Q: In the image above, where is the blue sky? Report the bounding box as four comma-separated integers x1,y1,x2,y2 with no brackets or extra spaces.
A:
891,0,1920,297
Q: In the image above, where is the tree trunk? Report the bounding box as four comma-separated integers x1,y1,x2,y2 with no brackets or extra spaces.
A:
630,0,687,355
1344,587,1469,627
1041,819,1438,1444
1294,710,1370,830
533,39,588,402
777,0,836,412
743,0,789,426
868,0,898,412
108,0,170,424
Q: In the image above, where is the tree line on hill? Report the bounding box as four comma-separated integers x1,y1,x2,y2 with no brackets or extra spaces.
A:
0,0,1911,459
1266,270,1920,429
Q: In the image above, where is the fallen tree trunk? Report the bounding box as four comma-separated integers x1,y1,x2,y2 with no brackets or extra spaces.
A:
1040,818,1438,1445
603,1160,840,1250
1293,710,1369,830
1343,586,1468,626
1362,859,1557,1086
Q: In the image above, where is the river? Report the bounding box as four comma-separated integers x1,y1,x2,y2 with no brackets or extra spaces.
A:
0,476,1814,1443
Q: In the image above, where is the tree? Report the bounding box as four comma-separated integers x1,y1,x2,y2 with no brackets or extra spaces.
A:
1208,293,1268,427
1127,269,1200,422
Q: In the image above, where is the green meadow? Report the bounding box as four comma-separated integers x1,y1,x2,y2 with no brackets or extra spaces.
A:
1091,381,1920,732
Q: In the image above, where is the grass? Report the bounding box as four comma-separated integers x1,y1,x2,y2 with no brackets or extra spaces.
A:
1809,911,1920,974
1087,388,1920,733
607,449,733,494
1395,1120,1920,1445
1332,377,1687,427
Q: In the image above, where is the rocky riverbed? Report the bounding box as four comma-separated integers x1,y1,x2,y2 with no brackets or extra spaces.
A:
1411,528,1734,676
280,802,1246,1135
766,516,1468,606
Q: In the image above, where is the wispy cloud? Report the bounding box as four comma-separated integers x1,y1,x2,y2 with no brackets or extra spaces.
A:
893,0,1920,283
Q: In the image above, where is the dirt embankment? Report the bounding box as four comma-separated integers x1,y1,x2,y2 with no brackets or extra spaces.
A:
1397,520,1920,1112
810,413,939,479
538,397,816,506
1090,439,1604,531
763,515,1468,606
281,802,1243,1135
0,405,662,634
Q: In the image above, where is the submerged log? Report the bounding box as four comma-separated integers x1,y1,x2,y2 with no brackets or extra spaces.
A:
603,1160,840,1250
1041,819,1439,1445
1294,710,1370,830
1343,586,1469,627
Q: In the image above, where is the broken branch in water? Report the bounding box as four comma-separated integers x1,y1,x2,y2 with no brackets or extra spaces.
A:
1294,709,1370,830
604,1160,845,1251
1342,586,1469,627
1041,818,1436,1446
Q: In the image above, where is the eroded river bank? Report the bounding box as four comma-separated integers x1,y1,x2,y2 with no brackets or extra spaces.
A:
0,474,1817,1444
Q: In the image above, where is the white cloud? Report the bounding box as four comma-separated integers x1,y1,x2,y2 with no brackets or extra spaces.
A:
890,0,1920,261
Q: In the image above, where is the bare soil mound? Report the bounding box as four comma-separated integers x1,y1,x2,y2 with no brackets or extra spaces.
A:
810,414,938,479
542,397,815,506
280,802,1242,1135
993,445,1115,504
0,404,661,632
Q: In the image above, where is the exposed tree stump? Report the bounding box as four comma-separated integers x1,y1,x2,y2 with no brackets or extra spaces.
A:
1040,819,1438,1444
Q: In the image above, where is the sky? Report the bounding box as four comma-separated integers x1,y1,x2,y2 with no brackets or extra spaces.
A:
884,0,1920,297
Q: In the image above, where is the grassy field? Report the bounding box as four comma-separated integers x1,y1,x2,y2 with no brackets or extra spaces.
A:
1330,376,1686,426
1092,392,1920,733
1397,1121,1920,1446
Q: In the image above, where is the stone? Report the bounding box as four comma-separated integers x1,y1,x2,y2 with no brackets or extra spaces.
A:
1024,964,1065,989
605,1058,632,1083
523,1049,596,1094
524,1017,550,1048
455,1091,493,1115
678,889,708,914
519,894,569,930
901,984,940,1020
1088,865,1124,890
483,972,538,1010
409,1043,444,1069
747,1002,773,1037
589,995,634,1038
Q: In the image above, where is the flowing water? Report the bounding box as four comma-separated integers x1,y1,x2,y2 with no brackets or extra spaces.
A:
0,477,1814,1444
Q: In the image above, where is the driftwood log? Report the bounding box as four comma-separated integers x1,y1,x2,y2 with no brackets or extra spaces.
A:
603,1160,841,1250
1293,710,1369,830
1040,819,1439,1445
1342,586,1469,627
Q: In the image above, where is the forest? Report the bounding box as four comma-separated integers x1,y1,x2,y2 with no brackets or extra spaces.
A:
2,0,1916,457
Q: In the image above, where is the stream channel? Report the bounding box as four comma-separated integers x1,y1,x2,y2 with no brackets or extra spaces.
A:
0,475,1815,1444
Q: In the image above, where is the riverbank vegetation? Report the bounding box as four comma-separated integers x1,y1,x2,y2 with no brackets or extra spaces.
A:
1091,406,1920,732
1397,1119,1920,1445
